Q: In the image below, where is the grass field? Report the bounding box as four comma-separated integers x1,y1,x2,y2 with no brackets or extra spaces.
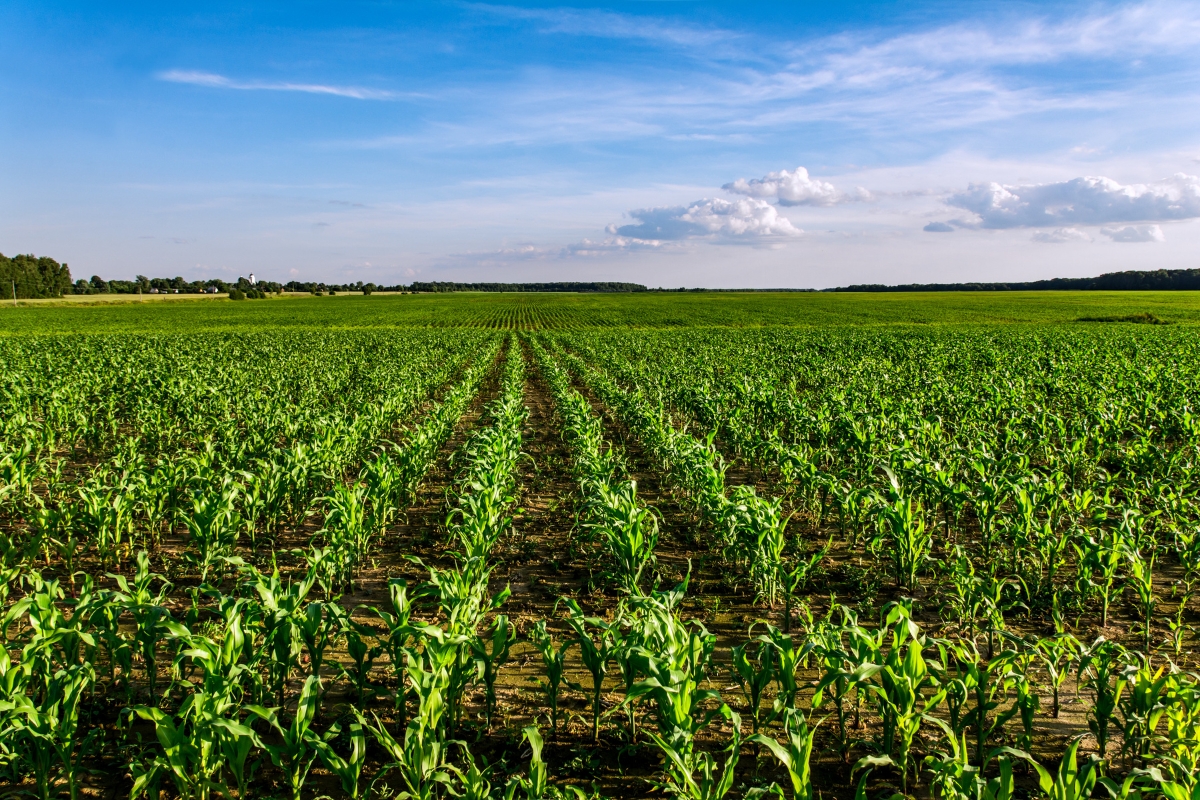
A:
2,289,1200,333
2,292,1199,800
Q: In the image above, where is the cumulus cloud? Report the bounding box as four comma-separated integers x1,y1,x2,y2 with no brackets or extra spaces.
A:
946,173,1200,228
610,197,801,240
1101,224,1165,242
923,221,954,233
723,167,870,206
1031,227,1091,243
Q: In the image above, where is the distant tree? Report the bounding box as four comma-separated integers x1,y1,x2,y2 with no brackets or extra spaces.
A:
0,252,73,298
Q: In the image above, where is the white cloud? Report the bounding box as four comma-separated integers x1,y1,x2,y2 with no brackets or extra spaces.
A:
946,173,1200,228
610,197,801,240
158,70,401,100
1101,224,1165,242
923,221,954,233
722,167,869,206
1031,227,1091,243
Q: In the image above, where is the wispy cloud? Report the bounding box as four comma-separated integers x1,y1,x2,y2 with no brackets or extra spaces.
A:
157,70,404,100
469,3,739,49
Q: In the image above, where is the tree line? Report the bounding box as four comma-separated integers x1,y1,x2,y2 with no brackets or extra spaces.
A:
826,268,1200,292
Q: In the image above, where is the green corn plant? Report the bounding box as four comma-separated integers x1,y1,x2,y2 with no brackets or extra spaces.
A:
626,600,724,794
1076,527,1124,628
873,490,933,592
503,725,551,800
1078,637,1130,761
448,743,494,800
646,705,743,800
780,537,830,634
1160,668,1200,788
529,618,571,737
319,481,371,590
1035,618,1082,719
244,559,317,705
369,577,418,725
1117,657,1170,764
1125,544,1158,656
726,486,788,608
356,632,456,800
732,637,775,733
317,718,367,800
183,476,243,583
295,599,347,682
245,674,326,800
470,614,513,729
589,480,660,596
946,640,1017,768
1030,740,1101,800
340,621,382,705
131,615,262,800
563,598,618,742
868,604,946,795
922,717,1030,800
1004,647,1041,755
756,624,804,715
109,550,174,700
8,663,97,800
810,606,863,762
748,708,822,800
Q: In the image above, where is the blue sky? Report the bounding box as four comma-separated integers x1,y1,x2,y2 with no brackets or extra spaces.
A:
3,1,1200,288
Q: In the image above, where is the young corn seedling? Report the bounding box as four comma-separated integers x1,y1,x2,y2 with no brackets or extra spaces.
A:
368,577,417,726
781,536,830,634
1030,740,1101,800
317,718,367,800
1076,527,1124,628
563,598,618,742
1125,544,1158,656
590,480,660,596
748,708,822,800
873,490,933,592
8,663,97,800
946,640,1017,768
1035,618,1081,719
470,614,513,729
922,716,1030,800
109,550,174,700
732,637,775,733
1117,657,1170,764
1161,668,1200,788
530,618,571,737
1004,648,1040,755
340,621,382,705
756,624,804,715
295,599,347,682
646,705,743,800
868,603,946,795
1078,637,1130,761
245,674,326,800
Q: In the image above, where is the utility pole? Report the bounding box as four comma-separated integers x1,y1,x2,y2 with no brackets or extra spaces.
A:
11,280,15,306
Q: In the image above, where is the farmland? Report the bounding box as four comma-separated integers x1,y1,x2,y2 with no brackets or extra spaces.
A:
2,291,1200,800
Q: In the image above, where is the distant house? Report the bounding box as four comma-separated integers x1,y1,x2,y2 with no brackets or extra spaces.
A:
204,286,219,294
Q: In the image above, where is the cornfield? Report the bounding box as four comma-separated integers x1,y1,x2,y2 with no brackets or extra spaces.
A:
3,298,1200,799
